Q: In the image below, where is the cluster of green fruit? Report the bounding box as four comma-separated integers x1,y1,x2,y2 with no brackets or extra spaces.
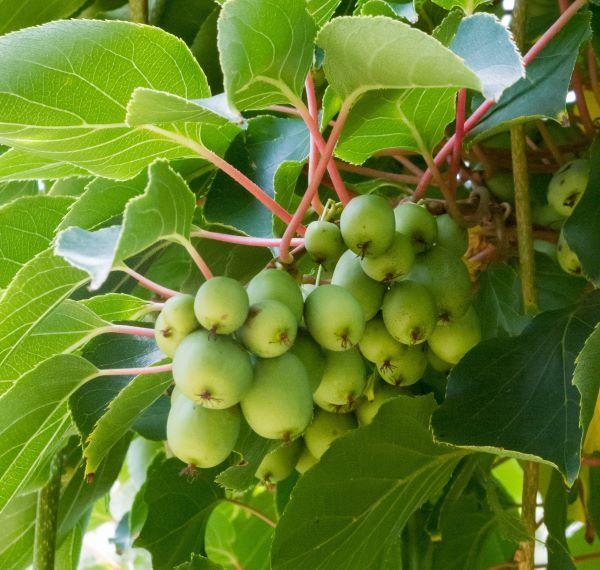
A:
156,195,482,485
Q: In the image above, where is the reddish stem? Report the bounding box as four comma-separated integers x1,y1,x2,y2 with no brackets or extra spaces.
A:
120,266,179,298
181,240,213,280
305,75,325,214
449,89,467,195
414,0,588,199
588,44,600,107
279,102,352,263
335,161,418,185
582,456,600,467
104,324,155,337
193,229,303,248
98,363,173,376
392,153,424,177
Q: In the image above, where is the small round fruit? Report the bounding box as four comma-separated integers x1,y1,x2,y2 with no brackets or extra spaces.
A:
382,281,437,345
394,203,437,252
305,220,345,269
486,172,515,202
436,214,468,256
313,349,366,412
557,230,584,277
358,317,405,364
304,409,357,459
409,246,472,322
247,269,304,322
154,294,199,357
547,159,589,216
173,330,253,408
355,384,400,426
194,276,249,335
428,306,481,365
237,300,297,358
331,249,385,320
532,203,565,230
426,347,453,373
295,443,319,474
340,194,395,257
360,232,415,282
255,440,302,484
241,353,313,440
167,391,241,468
304,285,365,351
290,330,325,392
378,346,427,387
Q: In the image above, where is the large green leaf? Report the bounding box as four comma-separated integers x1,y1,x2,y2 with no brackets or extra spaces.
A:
0,20,213,179
0,148,87,181
335,88,458,164
134,456,224,569
563,138,600,285
432,291,600,484
218,0,317,110
356,0,418,23
0,354,98,515
0,492,37,570
0,0,86,35
0,195,73,287
573,323,600,440
431,0,491,13
307,0,342,27
56,160,196,289
316,16,481,103
471,13,591,139
0,180,38,206
545,468,575,570
271,395,467,569
81,292,155,321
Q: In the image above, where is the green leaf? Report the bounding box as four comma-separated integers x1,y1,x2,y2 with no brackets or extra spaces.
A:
564,138,600,284
134,456,224,569
271,395,467,569
175,555,224,570
84,366,171,475
0,20,212,179
81,293,154,321
534,252,587,312
273,161,305,236
205,490,276,569
356,0,418,24
0,195,74,287
471,13,591,139
191,7,223,92
431,0,491,14
450,13,524,100
307,0,342,27
48,177,94,197
0,180,38,206
0,0,86,35
545,468,576,570
153,0,217,45
0,354,98,515
573,323,600,440
0,492,37,570
56,160,196,289
0,148,88,182
432,291,600,484
55,513,88,570
316,16,481,103
336,88,458,164
218,0,317,110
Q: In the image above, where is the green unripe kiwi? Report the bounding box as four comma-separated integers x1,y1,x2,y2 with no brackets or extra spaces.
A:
304,409,357,459
194,276,249,335
295,443,319,474
486,172,515,202
173,330,253,408
435,214,468,256
237,300,297,358
409,245,472,322
428,306,481,365
241,353,313,440
358,317,405,364
557,230,584,277
355,384,400,426
167,390,241,468
394,203,437,252
154,294,199,357
305,220,346,269
340,194,395,257
331,249,385,320
304,284,365,351
531,203,565,230
426,347,453,372
378,346,427,387
247,269,304,322
547,159,589,216
290,330,325,392
360,231,415,282
382,281,437,345
313,349,366,412
255,439,302,484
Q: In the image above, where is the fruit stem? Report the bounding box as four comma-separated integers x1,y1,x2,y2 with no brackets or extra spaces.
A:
392,153,425,177
180,239,213,280
224,498,277,528
33,451,63,570
98,363,173,377
335,161,419,186
279,99,353,264
129,0,148,23
192,229,303,248
413,0,589,199
104,324,155,337
449,89,467,195
305,74,325,214
119,265,179,298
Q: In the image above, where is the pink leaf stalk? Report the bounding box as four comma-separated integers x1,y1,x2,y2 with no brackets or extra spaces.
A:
121,266,179,298
98,363,173,377
194,229,303,248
